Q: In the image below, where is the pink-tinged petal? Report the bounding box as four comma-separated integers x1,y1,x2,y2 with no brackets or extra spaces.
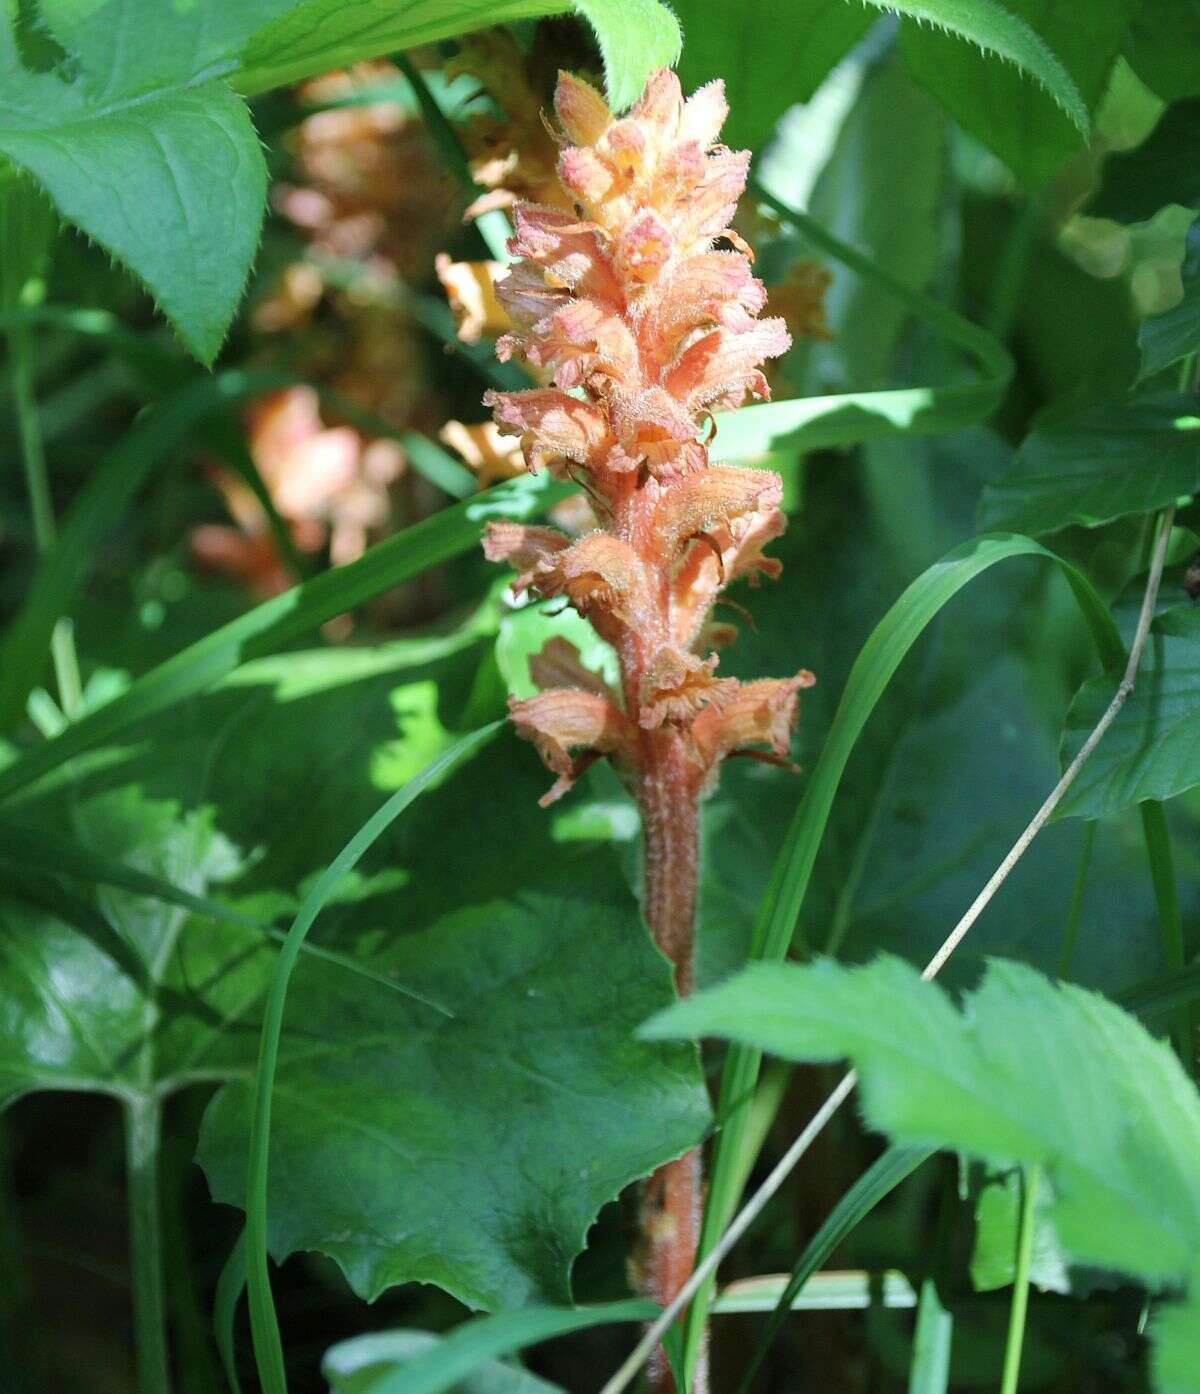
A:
522,298,639,388
679,79,729,149
664,318,791,412
509,204,622,301
554,71,612,146
528,636,615,699
509,687,634,805
631,68,684,133
558,144,616,206
482,521,570,592
484,388,614,472
652,465,783,556
536,532,644,630
638,648,736,729
614,208,674,284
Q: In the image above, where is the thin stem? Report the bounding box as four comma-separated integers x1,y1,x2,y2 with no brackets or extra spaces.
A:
599,507,1176,1394
8,320,82,718
1056,821,1095,979
1140,802,1192,1069
125,1096,171,1394
999,1165,1040,1394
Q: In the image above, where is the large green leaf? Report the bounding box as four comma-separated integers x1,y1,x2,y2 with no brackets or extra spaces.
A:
0,0,679,360
1140,239,1200,381
1127,2,1200,101
873,0,1088,133
978,393,1200,535
2,636,708,1311
801,52,948,391
645,954,1200,1291
1057,604,1200,820
901,0,1120,186
669,0,873,151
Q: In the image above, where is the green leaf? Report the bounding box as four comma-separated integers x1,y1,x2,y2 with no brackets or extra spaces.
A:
323,1303,658,1394
1151,1298,1200,1394
669,0,873,150
1057,605,1200,820
978,394,1200,535
0,468,563,802
645,955,1200,1289
900,0,1118,185
1127,4,1200,101
3,636,708,1314
0,0,680,360
908,1278,953,1394
1140,242,1200,381
970,1170,1071,1293
0,12,267,363
234,0,680,109
325,1329,566,1394
802,52,948,390
869,0,1089,135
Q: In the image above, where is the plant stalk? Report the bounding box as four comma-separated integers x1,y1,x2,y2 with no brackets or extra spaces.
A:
998,1165,1040,1394
125,1095,172,1394
9,319,82,718
636,731,706,1394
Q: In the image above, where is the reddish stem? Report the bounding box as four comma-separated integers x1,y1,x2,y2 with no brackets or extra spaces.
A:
636,730,707,1394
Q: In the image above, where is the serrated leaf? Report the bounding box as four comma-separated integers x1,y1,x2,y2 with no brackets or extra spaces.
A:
233,0,680,109
900,0,1118,186
978,394,1200,534
645,955,1200,1291
1056,605,1200,820
867,0,1088,134
2,639,708,1310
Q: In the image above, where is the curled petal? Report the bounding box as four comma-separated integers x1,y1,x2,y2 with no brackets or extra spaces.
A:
509,204,621,301
435,255,511,343
665,318,792,412
528,636,615,699
652,465,783,557
653,251,767,348
536,532,643,622
521,297,639,388
510,687,634,805
484,388,614,472
638,648,736,730
554,71,612,147
691,671,815,772
482,521,569,593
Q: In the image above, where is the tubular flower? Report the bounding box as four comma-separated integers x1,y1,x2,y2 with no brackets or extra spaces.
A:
483,67,811,805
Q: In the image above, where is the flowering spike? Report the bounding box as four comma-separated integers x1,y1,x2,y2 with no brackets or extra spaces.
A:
480,66,816,1370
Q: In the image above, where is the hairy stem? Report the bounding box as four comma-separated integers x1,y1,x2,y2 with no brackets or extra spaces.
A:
125,1096,171,1394
637,733,705,1393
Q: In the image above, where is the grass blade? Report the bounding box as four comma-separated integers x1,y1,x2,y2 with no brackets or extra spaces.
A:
682,534,1122,1376
908,1277,954,1394
735,1145,931,1394
214,1232,246,1394
0,474,562,805
244,723,503,1394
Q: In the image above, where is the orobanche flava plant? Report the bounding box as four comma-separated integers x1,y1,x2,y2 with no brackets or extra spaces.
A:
481,67,813,1383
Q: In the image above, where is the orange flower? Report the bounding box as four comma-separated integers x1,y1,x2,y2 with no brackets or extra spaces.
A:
482,67,812,805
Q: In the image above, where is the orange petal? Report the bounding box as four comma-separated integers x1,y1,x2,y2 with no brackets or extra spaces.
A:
435,255,512,343
484,388,614,473
652,465,783,557
638,648,737,729
665,318,792,413
509,687,633,805
528,636,615,699
554,71,612,146
690,672,815,771
536,532,643,623
482,521,569,593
